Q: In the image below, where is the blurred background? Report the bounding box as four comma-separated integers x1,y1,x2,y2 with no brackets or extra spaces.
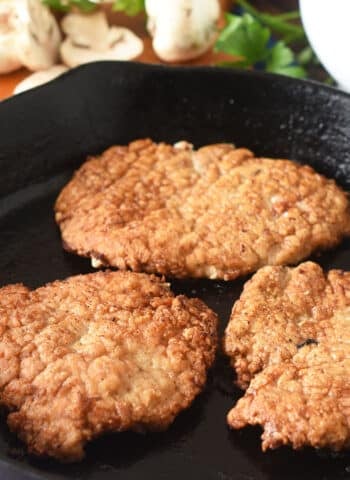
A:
0,0,336,99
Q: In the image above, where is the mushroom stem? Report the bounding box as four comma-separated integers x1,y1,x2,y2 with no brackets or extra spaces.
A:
145,0,220,62
60,10,144,67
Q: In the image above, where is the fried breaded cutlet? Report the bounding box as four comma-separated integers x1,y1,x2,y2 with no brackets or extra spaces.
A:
55,139,350,280
0,271,217,461
224,262,350,451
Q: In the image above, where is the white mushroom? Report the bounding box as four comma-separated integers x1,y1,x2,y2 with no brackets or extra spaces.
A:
145,0,220,62
0,33,22,74
18,0,62,71
13,65,68,94
60,11,144,68
0,0,61,74
0,2,22,73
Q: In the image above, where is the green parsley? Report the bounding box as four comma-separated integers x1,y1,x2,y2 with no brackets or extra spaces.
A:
215,12,306,79
236,0,305,44
42,0,98,12
43,0,145,15
266,41,305,78
112,0,145,16
216,13,270,67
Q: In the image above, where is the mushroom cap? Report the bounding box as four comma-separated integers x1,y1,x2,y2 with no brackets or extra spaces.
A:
60,11,143,68
17,0,62,71
146,0,220,62
0,0,61,73
0,1,24,73
13,65,68,94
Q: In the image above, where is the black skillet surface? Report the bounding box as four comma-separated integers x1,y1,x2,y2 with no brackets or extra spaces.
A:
1,62,350,480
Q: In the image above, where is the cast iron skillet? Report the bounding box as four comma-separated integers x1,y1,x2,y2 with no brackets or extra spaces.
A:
1,62,350,480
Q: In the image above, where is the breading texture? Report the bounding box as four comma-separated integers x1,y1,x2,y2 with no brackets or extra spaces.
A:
55,139,350,280
0,271,217,461
224,262,350,451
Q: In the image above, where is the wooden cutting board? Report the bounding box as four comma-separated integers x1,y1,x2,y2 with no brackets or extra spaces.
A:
0,0,233,101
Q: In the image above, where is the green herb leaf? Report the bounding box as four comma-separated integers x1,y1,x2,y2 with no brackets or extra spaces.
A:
236,0,305,44
266,42,306,78
216,12,307,80
271,65,306,78
216,13,270,64
112,0,145,15
266,41,293,70
43,0,146,14
42,0,98,12
297,46,313,66
297,46,317,66
42,0,68,12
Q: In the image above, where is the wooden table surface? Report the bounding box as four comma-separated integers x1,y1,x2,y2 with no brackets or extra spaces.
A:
0,0,298,101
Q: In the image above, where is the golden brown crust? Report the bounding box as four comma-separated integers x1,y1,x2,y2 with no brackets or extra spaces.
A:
0,271,217,461
224,262,350,450
55,139,350,280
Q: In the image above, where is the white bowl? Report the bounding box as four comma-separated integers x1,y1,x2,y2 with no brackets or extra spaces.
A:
300,0,350,91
